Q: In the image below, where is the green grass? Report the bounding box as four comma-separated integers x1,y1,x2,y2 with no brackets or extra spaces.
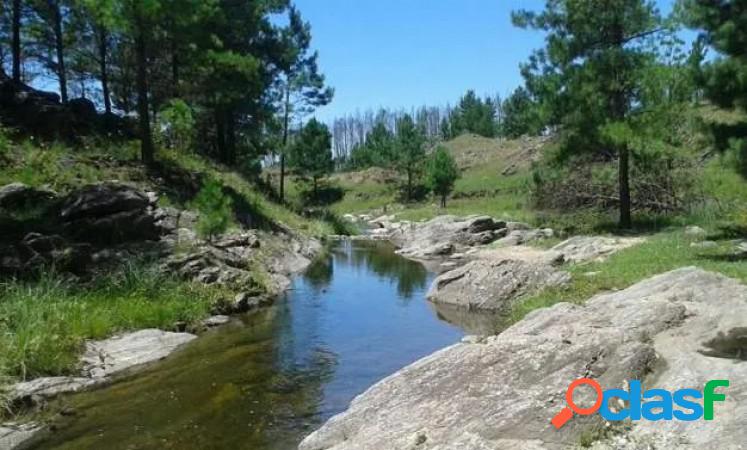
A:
511,229,747,322
0,264,230,382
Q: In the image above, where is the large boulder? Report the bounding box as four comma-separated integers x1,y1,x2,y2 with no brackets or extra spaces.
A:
427,247,569,312
60,182,150,221
300,268,747,450
390,215,507,260
59,183,160,244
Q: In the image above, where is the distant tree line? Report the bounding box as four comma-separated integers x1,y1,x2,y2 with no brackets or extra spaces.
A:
331,88,547,170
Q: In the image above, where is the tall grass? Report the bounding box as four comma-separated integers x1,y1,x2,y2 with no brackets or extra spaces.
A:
0,265,227,382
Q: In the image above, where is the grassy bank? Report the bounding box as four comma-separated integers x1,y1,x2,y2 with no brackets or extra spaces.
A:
0,133,341,393
511,228,747,322
0,265,229,384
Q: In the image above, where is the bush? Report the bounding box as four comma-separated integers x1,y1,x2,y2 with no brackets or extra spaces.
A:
193,178,234,240
158,99,195,152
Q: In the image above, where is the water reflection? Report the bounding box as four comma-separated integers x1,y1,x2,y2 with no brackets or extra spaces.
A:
334,240,429,300
30,241,462,450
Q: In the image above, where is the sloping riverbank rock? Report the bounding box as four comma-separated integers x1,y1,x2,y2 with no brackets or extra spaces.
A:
81,329,197,378
300,268,747,450
0,423,43,450
427,246,570,312
11,330,196,401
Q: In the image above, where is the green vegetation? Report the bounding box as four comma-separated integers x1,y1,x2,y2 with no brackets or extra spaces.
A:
425,146,460,208
0,265,229,382
511,228,747,322
288,118,334,199
193,179,234,240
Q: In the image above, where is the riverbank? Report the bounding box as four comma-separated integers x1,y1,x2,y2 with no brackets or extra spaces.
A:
0,139,336,448
7,240,466,450
300,218,747,449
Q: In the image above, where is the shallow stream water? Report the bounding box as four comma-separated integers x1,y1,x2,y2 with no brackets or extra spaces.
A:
29,240,494,450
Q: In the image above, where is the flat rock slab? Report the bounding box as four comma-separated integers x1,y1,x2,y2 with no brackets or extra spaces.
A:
301,268,747,450
11,377,99,403
551,235,644,264
81,329,197,378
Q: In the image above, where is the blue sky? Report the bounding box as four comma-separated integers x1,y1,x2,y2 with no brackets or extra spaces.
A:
295,0,680,122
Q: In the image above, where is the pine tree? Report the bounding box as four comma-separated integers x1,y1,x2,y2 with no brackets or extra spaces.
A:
193,178,233,241
394,114,426,201
685,0,747,174
274,5,333,203
289,118,334,199
426,146,460,208
513,0,662,228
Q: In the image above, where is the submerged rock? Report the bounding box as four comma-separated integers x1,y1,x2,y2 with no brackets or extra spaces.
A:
300,268,747,450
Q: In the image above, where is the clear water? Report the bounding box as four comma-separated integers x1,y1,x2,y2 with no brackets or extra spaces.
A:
28,241,476,450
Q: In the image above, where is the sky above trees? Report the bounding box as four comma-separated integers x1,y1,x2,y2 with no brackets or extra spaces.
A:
297,0,686,122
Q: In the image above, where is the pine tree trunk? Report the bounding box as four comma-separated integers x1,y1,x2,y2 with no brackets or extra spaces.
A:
98,29,111,114
407,169,412,202
215,108,226,162
12,0,21,82
51,0,67,103
441,194,446,208
135,16,154,166
618,145,631,228
226,109,236,166
612,21,631,229
280,86,290,203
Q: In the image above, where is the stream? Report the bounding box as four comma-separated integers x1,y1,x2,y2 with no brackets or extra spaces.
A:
29,240,496,450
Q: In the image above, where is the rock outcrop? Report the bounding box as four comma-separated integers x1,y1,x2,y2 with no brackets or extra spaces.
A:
300,268,747,450
427,248,569,312
387,215,510,260
426,235,642,313
550,235,644,264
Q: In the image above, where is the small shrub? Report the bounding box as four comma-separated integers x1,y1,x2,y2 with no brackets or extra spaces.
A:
193,178,234,240
158,99,195,152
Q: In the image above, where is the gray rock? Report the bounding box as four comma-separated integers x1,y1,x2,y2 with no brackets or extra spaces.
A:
11,377,97,401
231,292,274,313
81,329,196,378
684,225,707,238
551,235,644,264
60,182,149,221
691,240,718,249
202,315,231,327
427,257,570,312
0,423,43,450
0,182,56,209
300,268,747,450
494,228,552,247
391,215,507,260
